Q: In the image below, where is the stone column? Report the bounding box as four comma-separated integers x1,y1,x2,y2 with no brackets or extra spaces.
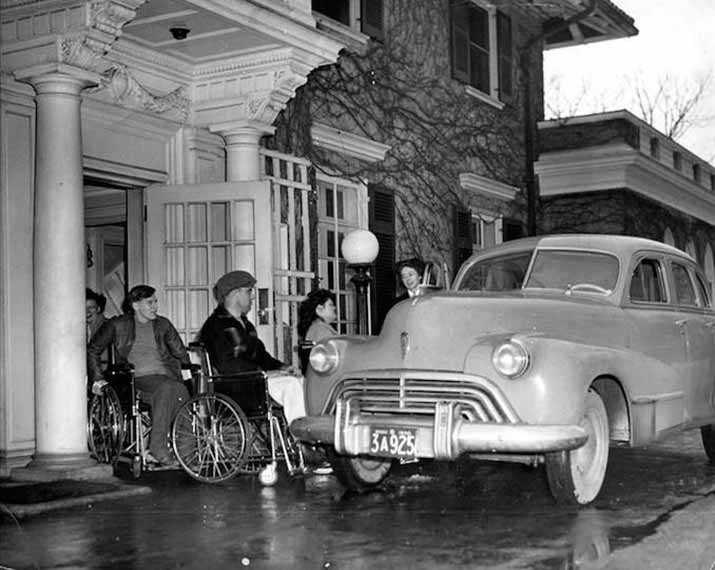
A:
15,70,110,480
211,121,275,182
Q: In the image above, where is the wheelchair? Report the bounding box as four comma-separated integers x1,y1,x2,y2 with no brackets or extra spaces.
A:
170,342,305,485
86,363,153,478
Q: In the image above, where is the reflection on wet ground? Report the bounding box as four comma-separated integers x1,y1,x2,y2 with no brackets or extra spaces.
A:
2,430,714,569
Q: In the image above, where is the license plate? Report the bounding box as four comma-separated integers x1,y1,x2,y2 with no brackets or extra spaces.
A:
368,427,417,458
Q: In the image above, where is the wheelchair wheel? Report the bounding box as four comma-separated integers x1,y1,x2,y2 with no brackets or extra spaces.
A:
171,393,249,483
87,387,125,465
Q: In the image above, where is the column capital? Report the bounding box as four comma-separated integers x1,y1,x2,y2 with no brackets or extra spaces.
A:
210,120,276,141
15,66,101,94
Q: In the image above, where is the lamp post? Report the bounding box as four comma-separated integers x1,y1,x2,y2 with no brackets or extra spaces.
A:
341,229,379,336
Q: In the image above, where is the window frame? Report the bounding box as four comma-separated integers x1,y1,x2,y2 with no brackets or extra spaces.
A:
471,211,503,251
315,172,369,335
628,256,669,306
450,0,513,103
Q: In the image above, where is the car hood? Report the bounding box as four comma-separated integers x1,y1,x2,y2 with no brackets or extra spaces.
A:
355,291,625,372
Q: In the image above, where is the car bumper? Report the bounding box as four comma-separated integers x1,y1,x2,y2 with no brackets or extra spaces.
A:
291,399,588,460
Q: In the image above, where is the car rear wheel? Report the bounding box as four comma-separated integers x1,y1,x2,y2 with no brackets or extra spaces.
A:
545,389,609,505
700,424,715,463
328,451,393,492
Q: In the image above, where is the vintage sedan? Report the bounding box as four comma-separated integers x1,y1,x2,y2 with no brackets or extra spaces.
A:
292,234,715,505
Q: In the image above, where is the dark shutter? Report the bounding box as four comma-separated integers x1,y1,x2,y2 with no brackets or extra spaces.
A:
368,185,395,333
361,0,384,41
450,0,470,83
497,11,513,97
502,217,524,242
453,205,473,270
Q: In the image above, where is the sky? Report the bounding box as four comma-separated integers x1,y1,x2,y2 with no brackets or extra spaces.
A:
544,0,715,164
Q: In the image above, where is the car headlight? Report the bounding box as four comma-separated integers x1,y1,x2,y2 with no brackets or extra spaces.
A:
309,342,339,374
492,339,530,379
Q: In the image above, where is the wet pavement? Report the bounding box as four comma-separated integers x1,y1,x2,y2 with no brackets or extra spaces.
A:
2,429,715,569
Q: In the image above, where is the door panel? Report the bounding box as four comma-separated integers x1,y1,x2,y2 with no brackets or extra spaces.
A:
145,181,273,350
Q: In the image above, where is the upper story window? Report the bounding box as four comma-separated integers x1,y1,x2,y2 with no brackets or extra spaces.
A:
450,0,513,100
649,137,660,159
673,151,682,172
693,163,701,184
312,0,384,40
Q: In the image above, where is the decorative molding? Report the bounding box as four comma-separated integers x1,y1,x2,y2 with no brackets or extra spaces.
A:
535,143,715,225
88,63,190,122
459,172,518,201
83,155,167,186
3,0,146,74
192,50,316,127
311,123,390,163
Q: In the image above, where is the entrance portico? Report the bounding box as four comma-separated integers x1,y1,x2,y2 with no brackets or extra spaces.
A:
0,0,342,477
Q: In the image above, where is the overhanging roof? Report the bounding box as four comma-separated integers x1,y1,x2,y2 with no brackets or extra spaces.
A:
516,0,638,49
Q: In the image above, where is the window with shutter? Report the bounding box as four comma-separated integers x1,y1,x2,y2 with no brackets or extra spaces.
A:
369,185,395,333
450,0,513,102
454,205,474,269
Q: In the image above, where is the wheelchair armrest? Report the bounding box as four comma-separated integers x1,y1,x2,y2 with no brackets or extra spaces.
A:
208,371,268,382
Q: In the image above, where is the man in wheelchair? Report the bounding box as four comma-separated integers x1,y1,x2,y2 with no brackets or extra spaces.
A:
88,285,190,467
198,271,306,426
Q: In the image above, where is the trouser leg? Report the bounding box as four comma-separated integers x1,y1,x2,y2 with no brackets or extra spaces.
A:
135,375,189,461
267,374,306,425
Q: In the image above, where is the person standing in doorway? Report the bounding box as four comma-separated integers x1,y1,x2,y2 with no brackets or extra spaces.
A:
85,287,107,344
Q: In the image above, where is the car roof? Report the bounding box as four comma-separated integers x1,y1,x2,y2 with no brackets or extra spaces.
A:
468,234,693,263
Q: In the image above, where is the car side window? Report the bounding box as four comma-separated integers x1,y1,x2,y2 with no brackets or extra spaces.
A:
694,272,712,308
672,262,698,306
629,258,667,303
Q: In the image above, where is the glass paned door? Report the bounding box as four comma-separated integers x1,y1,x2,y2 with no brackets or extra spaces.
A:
145,181,274,349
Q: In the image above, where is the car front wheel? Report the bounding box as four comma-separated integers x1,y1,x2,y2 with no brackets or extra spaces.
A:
700,424,715,463
328,451,393,492
545,389,609,505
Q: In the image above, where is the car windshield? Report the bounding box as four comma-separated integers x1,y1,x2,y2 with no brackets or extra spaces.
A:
457,251,533,292
524,250,619,293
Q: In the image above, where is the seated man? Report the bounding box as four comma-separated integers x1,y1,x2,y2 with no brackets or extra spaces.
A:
198,270,306,425
88,285,190,467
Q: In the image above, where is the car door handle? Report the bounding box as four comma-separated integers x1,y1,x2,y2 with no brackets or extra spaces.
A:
674,319,688,327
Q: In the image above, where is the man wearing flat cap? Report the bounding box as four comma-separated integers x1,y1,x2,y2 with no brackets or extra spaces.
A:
198,270,306,424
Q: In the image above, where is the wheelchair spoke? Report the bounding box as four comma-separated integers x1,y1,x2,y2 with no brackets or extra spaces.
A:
172,394,248,483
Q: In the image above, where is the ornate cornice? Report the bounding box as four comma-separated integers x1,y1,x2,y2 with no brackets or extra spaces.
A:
535,143,715,225
3,0,146,75
192,49,315,128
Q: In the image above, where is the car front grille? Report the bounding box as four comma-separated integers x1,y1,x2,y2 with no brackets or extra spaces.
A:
325,373,519,424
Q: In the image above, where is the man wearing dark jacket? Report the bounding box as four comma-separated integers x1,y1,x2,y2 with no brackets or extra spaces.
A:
88,285,190,466
198,270,306,424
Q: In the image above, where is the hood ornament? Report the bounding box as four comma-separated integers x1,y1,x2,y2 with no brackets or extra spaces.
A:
400,331,410,360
